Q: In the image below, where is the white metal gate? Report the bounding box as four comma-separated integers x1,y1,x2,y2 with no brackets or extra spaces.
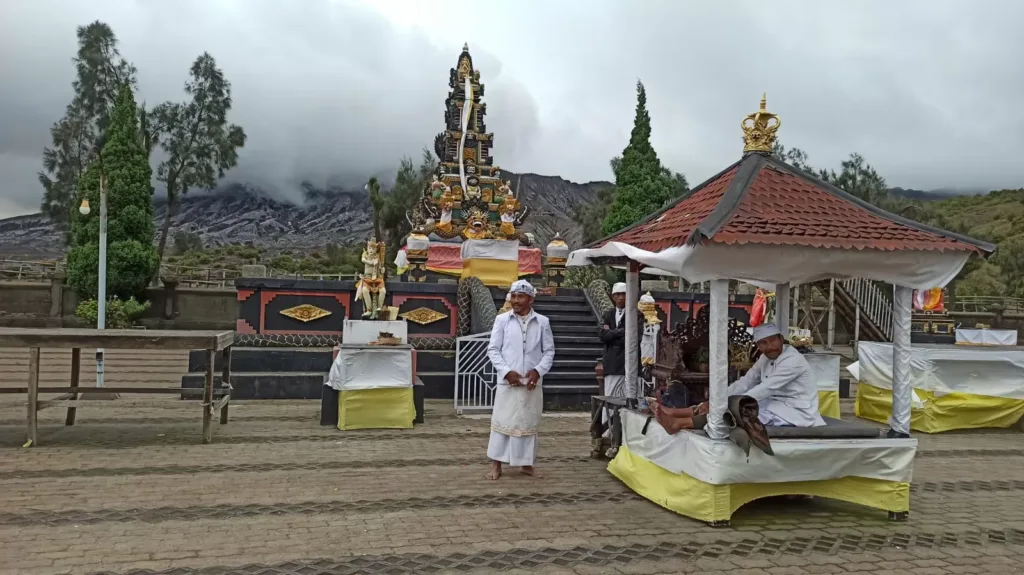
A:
454,332,496,415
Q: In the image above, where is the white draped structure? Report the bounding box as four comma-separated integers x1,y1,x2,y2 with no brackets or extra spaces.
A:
568,152,994,438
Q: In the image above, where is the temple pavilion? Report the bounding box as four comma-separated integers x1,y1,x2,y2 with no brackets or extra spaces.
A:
567,95,995,525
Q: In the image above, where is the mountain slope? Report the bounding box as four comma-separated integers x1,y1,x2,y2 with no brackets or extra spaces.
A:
0,172,611,257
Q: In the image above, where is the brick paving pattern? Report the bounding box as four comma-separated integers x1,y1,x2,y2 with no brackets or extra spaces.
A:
0,350,1023,573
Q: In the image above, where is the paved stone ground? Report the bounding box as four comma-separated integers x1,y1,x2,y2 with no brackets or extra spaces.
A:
1,391,1023,575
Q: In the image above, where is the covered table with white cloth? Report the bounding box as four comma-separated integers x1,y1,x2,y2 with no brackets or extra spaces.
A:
854,341,1024,432
955,328,1018,346
566,95,995,526
327,322,416,430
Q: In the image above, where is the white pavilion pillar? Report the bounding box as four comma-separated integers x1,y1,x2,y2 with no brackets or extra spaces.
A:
706,279,730,439
890,285,913,436
774,282,790,336
624,262,640,401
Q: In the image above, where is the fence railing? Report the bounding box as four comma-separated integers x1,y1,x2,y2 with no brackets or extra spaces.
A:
0,258,358,289
951,296,1024,315
0,259,63,281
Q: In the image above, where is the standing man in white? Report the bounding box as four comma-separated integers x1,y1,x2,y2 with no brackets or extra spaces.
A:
486,280,556,480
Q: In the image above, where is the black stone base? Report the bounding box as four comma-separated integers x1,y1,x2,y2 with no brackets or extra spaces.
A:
182,373,324,400
321,385,339,426
911,333,956,345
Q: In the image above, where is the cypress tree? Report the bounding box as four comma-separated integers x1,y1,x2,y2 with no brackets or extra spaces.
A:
67,85,158,300
601,81,673,235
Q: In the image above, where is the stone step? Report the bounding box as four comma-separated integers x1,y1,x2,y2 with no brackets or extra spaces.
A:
543,314,598,325
550,324,601,335
553,336,602,347
531,303,593,313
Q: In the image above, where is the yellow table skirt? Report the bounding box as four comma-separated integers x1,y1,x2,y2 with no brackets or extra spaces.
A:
856,382,1024,433
338,387,415,430
818,390,840,419
608,445,909,524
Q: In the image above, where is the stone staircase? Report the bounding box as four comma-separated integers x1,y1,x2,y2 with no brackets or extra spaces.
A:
494,289,602,409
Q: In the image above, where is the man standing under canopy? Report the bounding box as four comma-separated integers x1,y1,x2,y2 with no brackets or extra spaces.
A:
600,282,641,411
486,280,556,480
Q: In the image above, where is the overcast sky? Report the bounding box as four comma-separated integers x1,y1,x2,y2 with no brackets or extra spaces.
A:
1,0,1022,219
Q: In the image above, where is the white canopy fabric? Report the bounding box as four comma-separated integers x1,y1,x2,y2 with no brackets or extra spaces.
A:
567,241,971,290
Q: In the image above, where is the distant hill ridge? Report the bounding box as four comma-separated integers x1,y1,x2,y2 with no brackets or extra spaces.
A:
0,171,612,258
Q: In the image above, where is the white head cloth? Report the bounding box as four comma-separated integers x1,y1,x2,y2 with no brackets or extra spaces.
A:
509,280,536,298
612,282,627,295
752,323,782,342
639,292,655,304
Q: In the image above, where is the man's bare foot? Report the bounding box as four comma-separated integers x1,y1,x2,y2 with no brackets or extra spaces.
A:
486,461,502,480
520,466,544,478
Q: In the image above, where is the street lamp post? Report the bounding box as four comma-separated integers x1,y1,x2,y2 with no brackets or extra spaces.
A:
79,174,108,390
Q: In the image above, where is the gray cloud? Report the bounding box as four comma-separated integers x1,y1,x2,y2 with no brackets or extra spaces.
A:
1,0,1022,219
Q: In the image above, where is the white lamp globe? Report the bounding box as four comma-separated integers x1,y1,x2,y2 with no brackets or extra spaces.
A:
79,199,91,216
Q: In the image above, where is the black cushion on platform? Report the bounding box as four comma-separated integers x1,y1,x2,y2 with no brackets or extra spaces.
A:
320,384,339,426
766,416,882,439
414,377,425,425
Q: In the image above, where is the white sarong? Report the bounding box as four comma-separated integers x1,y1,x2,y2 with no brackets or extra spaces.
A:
487,378,543,466
602,375,625,425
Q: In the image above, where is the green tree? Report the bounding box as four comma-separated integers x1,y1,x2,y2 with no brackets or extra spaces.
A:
770,141,816,174
153,52,247,271
379,148,437,261
367,177,384,243
39,21,138,236
66,85,158,300
601,81,675,235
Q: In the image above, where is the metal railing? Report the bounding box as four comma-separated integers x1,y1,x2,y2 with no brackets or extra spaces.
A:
837,278,893,341
951,295,1024,315
0,259,63,281
0,258,358,288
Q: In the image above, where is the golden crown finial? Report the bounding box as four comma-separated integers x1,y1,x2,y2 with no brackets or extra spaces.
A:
741,93,781,154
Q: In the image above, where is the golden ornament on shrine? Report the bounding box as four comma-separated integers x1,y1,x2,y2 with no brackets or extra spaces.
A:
741,93,781,154
279,304,332,322
400,307,449,326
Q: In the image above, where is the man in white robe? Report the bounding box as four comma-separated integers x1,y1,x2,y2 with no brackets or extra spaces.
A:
698,323,825,427
486,280,555,480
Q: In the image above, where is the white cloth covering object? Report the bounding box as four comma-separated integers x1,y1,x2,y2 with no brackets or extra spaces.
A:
956,329,1018,346
727,345,826,427
461,239,520,262
621,410,917,485
856,341,1024,400
805,353,841,394
486,310,556,465
567,241,971,291
327,346,413,391
890,286,913,435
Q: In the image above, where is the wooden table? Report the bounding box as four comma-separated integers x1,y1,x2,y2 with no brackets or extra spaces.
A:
0,328,234,446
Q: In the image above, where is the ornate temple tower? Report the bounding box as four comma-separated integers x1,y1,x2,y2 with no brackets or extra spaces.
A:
421,44,527,242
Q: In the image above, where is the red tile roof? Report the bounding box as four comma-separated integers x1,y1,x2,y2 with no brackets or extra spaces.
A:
596,154,994,255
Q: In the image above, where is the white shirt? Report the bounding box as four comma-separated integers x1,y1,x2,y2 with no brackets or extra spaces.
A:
727,345,825,427
615,308,624,325
488,310,556,383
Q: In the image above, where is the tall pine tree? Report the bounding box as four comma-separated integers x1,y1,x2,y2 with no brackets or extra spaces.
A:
39,21,138,236
601,81,674,235
66,85,158,300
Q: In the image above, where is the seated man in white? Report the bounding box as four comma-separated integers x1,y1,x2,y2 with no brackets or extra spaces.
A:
699,323,825,428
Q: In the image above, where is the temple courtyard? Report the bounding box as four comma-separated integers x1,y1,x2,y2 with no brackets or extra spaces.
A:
1,366,1023,574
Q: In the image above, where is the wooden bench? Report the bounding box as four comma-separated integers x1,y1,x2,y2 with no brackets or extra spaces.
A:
0,328,234,446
